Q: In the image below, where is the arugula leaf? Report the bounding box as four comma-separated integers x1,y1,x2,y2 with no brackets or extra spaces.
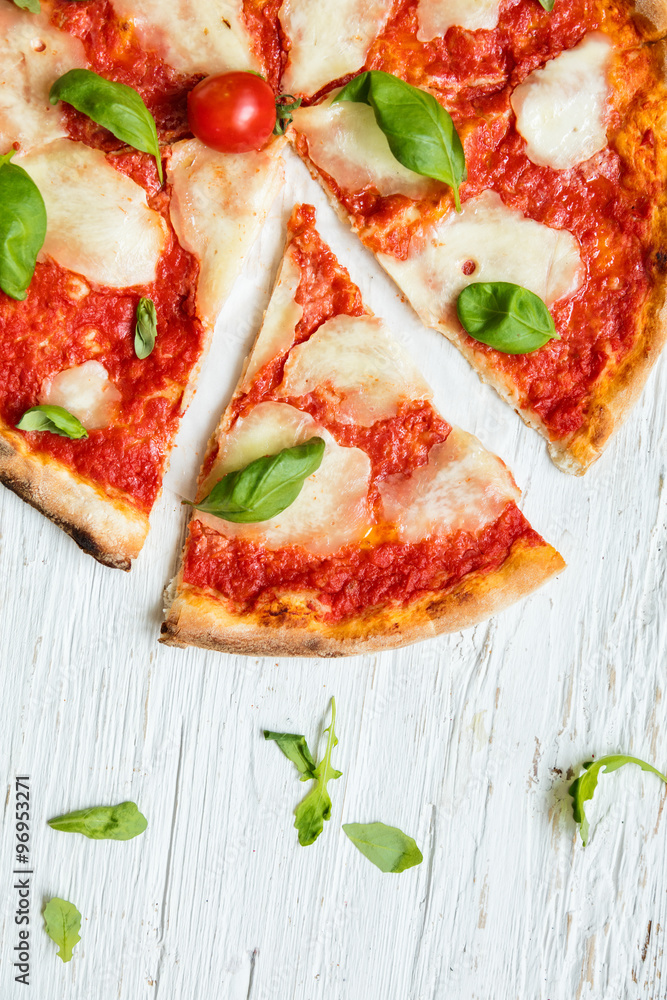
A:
0,150,47,301
16,405,88,439
43,898,81,963
11,0,41,12
47,801,147,841
134,296,157,359
294,698,342,846
184,437,325,523
49,70,163,183
457,281,558,354
343,822,423,873
264,732,317,780
538,0,555,9
569,755,667,846
333,70,466,211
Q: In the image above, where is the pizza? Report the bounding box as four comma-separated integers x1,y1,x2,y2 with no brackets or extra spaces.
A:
160,204,565,656
287,0,667,474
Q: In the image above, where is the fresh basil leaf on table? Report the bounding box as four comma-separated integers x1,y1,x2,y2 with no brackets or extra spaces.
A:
569,754,667,846
184,436,325,523
333,70,466,211
134,296,157,359
48,801,148,841
343,822,423,873
49,69,164,183
43,898,81,963
457,281,558,354
16,405,88,440
0,151,47,301
294,698,342,846
264,732,317,779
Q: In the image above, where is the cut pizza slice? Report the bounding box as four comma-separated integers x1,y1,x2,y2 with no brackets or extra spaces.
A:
288,3,667,474
0,3,284,569
161,204,564,657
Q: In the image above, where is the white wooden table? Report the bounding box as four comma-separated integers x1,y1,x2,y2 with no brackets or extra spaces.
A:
2,150,666,1000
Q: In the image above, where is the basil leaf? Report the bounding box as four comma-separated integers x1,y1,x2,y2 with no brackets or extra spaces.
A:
49,69,163,183
134,296,157,359
333,70,466,211
0,150,47,301
16,405,88,439
43,898,81,963
457,281,558,354
569,755,667,846
264,731,317,780
11,0,41,12
294,698,342,846
538,0,555,9
343,822,423,873
185,437,325,523
47,801,147,841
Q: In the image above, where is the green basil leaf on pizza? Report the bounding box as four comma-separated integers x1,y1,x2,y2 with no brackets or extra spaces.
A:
184,437,326,523
10,0,41,12
538,0,555,10
343,822,423,873
0,151,47,301
333,70,466,211
16,405,89,440
134,296,157,359
457,281,559,354
49,70,163,183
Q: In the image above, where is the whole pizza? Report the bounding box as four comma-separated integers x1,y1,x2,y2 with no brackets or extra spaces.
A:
1,0,665,654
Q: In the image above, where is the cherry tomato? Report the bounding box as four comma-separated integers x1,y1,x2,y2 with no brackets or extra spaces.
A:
187,72,276,153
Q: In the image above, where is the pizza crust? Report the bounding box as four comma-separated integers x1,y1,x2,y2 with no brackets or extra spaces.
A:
160,537,565,657
632,0,667,39
0,427,148,570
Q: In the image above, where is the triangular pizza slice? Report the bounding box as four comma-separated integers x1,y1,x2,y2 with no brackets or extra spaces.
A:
161,205,564,656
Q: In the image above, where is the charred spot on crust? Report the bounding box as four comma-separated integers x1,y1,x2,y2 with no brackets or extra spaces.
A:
654,249,667,272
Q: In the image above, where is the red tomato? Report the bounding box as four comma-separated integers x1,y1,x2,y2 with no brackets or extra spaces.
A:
187,72,277,153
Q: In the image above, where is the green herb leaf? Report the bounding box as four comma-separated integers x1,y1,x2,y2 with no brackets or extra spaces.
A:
49,69,163,183
0,150,47,301
47,801,147,841
333,70,466,211
43,898,81,963
184,437,325,523
343,822,423,873
11,0,41,12
294,698,342,846
569,755,667,846
134,296,157,359
16,405,88,439
538,0,555,10
274,94,302,136
457,281,558,354
264,731,317,780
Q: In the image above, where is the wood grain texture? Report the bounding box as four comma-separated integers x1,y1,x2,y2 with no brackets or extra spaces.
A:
1,151,666,1000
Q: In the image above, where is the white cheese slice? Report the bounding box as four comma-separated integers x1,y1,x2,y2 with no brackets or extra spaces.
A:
292,99,440,199
510,34,612,170
109,0,258,75
416,0,500,40
167,139,284,328
18,139,167,287
280,0,394,96
0,5,87,155
40,361,122,430
241,252,303,389
279,314,432,426
379,427,519,541
378,190,582,332
198,402,372,555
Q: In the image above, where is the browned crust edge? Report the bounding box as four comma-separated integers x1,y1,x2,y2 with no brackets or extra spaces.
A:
0,428,148,570
159,537,565,657
633,0,667,40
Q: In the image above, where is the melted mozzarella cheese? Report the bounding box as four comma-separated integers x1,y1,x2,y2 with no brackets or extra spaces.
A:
292,100,440,199
199,403,372,555
511,34,612,170
109,0,257,75
0,5,87,155
378,190,582,331
167,139,284,328
241,252,303,389
280,315,432,426
379,427,519,541
40,361,122,430
416,0,500,40
19,139,167,287
280,0,394,96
